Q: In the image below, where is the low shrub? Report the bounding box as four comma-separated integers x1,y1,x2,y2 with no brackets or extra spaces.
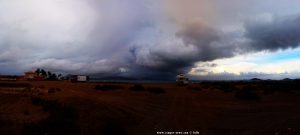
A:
31,97,44,105
94,85,124,91
0,119,14,135
22,87,31,93
0,82,32,88
23,110,30,116
146,87,166,94
263,85,276,95
129,84,145,91
187,86,202,91
201,84,210,89
38,85,46,89
212,82,236,93
48,88,56,93
102,120,127,135
24,97,79,135
234,89,261,101
220,85,237,93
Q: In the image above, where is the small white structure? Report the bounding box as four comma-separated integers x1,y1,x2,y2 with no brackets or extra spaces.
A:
77,75,87,82
68,75,89,82
176,74,189,85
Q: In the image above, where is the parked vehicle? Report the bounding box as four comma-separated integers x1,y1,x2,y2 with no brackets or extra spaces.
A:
176,74,189,85
66,75,89,83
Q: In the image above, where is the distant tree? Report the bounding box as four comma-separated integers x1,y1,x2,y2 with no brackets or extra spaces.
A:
49,73,58,80
47,71,52,79
35,68,41,75
41,69,47,78
33,68,61,80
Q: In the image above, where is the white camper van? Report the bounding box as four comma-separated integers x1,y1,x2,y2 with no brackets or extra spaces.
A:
77,75,87,82
176,74,189,85
68,75,89,82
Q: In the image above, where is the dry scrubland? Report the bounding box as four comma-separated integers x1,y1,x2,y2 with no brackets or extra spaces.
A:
0,80,299,135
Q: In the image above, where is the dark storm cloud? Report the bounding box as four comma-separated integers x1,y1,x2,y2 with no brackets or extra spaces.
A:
244,14,300,51
176,21,237,61
127,20,237,79
1,0,300,79
128,46,195,79
128,14,300,79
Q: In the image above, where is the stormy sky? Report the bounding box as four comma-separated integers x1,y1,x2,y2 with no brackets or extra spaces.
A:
1,0,300,80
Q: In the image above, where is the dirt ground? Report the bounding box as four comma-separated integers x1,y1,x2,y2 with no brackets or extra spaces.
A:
0,81,299,135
